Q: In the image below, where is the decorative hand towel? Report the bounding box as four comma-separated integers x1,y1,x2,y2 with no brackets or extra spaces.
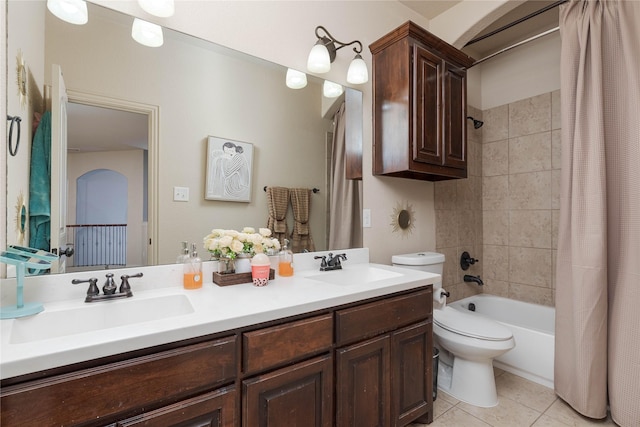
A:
266,186,290,243
29,111,52,251
290,188,315,253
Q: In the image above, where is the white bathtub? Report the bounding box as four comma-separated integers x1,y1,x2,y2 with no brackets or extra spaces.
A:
449,294,555,389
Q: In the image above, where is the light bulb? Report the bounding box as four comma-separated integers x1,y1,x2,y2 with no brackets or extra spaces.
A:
47,0,88,25
132,18,164,47
347,54,369,84
323,80,343,98
286,69,308,89
307,42,331,73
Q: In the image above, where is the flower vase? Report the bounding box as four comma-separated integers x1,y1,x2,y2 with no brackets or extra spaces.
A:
218,256,235,274
234,253,252,274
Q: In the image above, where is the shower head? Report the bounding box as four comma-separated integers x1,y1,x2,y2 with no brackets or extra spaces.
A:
467,116,484,129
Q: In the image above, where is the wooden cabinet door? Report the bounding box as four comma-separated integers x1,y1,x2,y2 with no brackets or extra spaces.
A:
392,321,433,426
336,335,391,427
243,355,333,427
413,44,443,167
118,386,236,427
442,62,467,170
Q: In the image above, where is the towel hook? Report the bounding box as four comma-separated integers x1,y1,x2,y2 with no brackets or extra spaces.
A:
7,115,22,157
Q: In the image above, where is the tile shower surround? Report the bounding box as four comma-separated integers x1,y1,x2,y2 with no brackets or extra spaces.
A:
435,91,561,307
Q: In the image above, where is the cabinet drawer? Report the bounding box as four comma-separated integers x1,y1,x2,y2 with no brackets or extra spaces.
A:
0,335,236,427
336,288,432,346
243,313,333,375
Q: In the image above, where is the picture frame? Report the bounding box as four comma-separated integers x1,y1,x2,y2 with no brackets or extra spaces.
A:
205,136,254,202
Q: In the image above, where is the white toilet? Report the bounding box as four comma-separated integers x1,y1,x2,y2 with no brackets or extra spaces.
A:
392,252,515,408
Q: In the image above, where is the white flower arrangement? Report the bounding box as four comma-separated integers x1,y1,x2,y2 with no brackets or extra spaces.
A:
204,227,281,260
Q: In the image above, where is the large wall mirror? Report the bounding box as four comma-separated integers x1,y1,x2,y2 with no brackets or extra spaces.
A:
6,1,363,274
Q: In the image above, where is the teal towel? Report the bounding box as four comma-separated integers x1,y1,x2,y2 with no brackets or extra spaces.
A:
29,111,51,251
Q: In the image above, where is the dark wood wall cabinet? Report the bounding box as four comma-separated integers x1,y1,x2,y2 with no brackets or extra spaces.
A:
1,286,433,427
370,21,475,181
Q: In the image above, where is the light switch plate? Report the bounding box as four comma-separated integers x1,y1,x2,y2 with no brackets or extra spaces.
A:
173,186,189,202
363,209,371,228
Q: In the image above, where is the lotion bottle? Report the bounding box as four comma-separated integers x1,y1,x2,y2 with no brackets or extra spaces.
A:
184,243,203,289
278,239,294,277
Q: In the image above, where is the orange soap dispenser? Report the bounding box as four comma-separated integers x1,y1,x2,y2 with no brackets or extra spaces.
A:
278,239,294,277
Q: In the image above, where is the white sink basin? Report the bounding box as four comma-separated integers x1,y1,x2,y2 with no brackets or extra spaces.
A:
306,266,403,286
9,294,195,344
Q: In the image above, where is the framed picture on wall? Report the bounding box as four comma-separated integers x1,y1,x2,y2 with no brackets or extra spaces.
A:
205,136,254,202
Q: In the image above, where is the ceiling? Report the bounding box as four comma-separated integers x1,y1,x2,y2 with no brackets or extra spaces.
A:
68,0,562,154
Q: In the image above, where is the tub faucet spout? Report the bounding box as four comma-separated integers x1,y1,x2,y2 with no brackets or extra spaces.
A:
463,274,484,286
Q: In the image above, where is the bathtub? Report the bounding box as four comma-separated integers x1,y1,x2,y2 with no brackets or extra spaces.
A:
449,294,555,389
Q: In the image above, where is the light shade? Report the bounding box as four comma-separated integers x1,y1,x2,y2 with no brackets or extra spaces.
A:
307,43,331,73
137,0,174,17
323,80,344,98
347,54,369,84
286,69,308,89
132,18,164,47
47,0,88,25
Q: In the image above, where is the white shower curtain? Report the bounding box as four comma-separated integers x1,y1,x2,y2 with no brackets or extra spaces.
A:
555,1,640,425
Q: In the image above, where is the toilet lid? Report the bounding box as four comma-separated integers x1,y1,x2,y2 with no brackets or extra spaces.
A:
434,306,513,341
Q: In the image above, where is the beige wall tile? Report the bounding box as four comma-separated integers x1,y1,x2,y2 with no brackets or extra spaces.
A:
483,210,509,245
436,210,458,248
509,246,552,287
551,90,561,130
456,177,475,211
483,244,509,281
483,278,509,297
551,129,561,170
509,132,551,174
483,175,509,210
468,139,483,177
509,210,552,248
551,209,559,248
509,171,551,210
509,283,554,306
551,169,561,209
458,210,477,247
509,93,551,138
483,104,509,143
437,246,460,287
434,180,458,211
483,140,508,176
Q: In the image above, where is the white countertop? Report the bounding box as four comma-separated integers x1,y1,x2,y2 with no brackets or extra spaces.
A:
0,249,438,380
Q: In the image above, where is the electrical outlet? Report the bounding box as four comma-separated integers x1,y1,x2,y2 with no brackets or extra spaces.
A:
363,209,371,228
173,186,189,202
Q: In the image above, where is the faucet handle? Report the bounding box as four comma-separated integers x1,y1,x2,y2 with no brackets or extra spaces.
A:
119,272,143,293
314,255,327,268
72,277,99,297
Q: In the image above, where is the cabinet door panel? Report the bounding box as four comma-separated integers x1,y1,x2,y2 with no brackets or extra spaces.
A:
413,45,442,166
243,355,333,427
336,335,391,427
118,386,236,427
443,63,467,170
392,321,433,426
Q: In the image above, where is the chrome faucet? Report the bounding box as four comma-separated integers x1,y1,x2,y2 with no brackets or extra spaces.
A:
72,272,143,303
314,252,347,271
463,274,484,286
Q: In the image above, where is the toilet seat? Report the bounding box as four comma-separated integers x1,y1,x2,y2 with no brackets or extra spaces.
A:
434,306,513,341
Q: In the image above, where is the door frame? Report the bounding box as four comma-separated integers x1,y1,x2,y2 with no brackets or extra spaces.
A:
66,90,160,266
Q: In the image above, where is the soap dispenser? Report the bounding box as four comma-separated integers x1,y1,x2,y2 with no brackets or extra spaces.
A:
278,239,294,277
176,241,189,264
184,243,203,289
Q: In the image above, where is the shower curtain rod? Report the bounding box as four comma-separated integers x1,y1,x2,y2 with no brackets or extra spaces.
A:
469,26,559,67
465,0,567,47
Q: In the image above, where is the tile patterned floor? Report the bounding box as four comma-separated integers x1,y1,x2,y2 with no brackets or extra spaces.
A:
410,369,618,427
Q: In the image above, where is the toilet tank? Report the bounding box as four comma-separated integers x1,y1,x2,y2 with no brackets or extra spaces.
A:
391,252,445,276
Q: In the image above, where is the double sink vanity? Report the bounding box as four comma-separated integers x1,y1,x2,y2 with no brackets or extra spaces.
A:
0,248,438,426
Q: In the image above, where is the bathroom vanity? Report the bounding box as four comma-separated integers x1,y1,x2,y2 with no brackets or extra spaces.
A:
0,250,437,426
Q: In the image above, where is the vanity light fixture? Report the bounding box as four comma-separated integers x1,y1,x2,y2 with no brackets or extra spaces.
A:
132,18,164,47
323,80,344,98
137,0,175,18
285,68,308,89
307,26,368,84
47,0,88,25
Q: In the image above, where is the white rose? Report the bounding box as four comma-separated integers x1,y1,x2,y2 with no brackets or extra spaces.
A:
242,227,255,234
219,235,233,248
253,243,264,253
249,233,263,245
259,228,272,237
230,239,244,253
238,232,248,242
211,228,225,237
226,229,239,238
272,239,281,251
